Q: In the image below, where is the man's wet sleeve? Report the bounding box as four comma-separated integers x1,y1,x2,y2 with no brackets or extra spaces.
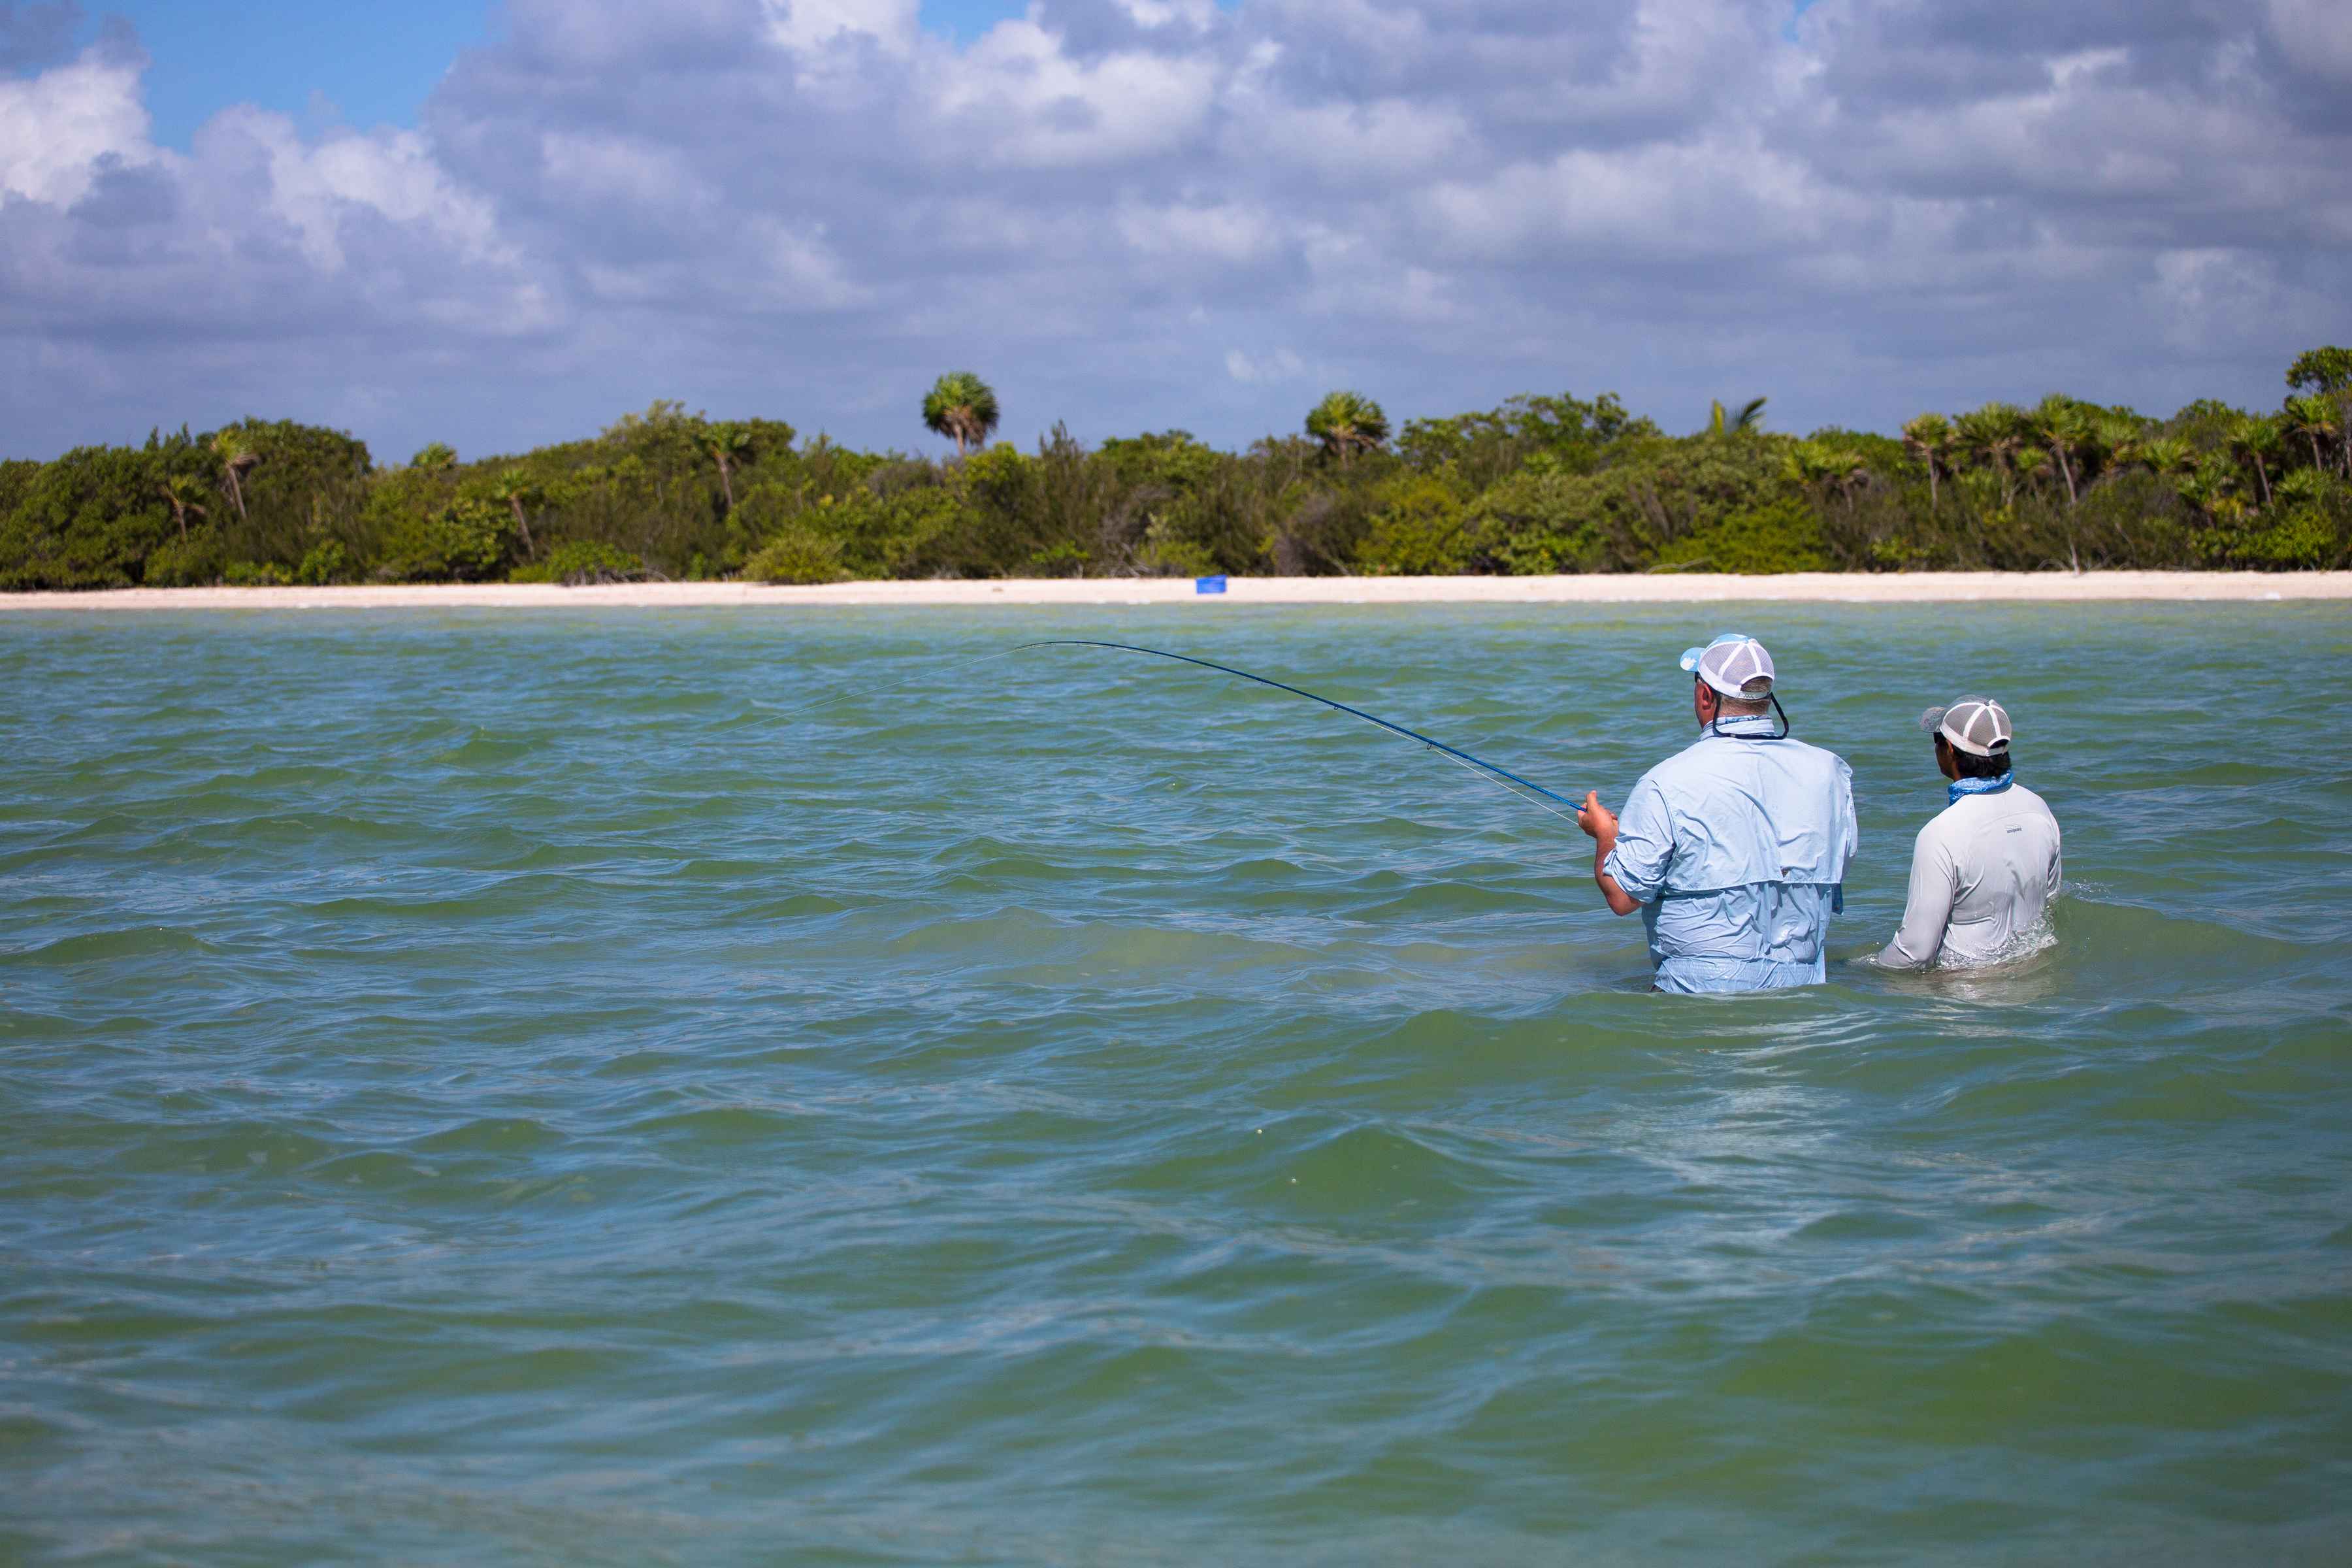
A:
1603,776,1674,902
1878,822,1955,968
1836,757,1859,879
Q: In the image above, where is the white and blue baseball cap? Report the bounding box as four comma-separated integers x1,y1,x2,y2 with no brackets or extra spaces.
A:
1921,696,2012,756
1679,632,1776,699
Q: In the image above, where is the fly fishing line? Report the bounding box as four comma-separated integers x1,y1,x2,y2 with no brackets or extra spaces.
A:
1011,640,1583,827
783,636,1583,827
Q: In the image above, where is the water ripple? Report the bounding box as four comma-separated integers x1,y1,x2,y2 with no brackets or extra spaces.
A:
2,604,2349,1562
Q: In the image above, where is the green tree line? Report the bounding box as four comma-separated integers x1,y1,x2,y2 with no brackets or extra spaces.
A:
5,353,2348,592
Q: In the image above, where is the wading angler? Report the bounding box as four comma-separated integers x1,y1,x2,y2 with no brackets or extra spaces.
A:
1576,634,1859,995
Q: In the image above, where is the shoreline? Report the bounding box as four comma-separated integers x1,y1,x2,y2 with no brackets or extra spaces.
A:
4,570,2351,612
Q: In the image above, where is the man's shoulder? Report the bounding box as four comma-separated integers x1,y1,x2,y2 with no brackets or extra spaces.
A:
1635,738,1723,792
1649,734,1850,785
1779,737,1853,774
1918,799,1971,844
1621,757,1682,815
1937,784,2060,843
2008,781,2057,817
2006,783,2062,840
1754,736,1854,792
1965,781,2059,825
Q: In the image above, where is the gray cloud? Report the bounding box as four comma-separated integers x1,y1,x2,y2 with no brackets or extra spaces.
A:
0,1,80,73
1,0,2345,463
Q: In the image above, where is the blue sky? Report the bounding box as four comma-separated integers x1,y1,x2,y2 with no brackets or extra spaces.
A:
4,0,2346,463
88,1,1041,145
83,0,491,144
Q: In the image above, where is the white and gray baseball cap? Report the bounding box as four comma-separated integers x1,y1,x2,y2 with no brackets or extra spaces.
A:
1921,696,2012,757
1680,632,1776,699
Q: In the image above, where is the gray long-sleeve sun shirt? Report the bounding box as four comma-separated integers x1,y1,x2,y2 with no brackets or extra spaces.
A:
1878,783,2063,969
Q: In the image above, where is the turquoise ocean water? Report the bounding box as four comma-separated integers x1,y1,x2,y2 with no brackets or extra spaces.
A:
2,604,2348,1563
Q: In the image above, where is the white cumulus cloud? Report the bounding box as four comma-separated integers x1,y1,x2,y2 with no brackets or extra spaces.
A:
0,0,2346,463
0,44,150,205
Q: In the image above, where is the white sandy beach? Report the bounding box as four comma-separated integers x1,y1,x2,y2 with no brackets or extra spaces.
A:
3,571,2349,612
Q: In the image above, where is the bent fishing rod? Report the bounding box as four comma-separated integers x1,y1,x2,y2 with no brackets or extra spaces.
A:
1008,640,1584,827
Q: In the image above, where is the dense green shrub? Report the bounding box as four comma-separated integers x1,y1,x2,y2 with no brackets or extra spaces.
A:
2212,471,2352,568
1090,431,1243,574
372,498,510,582
1467,434,1794,574
0,444,176,589
294,540,352,585
744,525,846,584
207,419,374,568
1357,473,1472,574
1654,498,1831,574
7,350,2349,589
143,532,224,586
0,459,35,517
1264,444,1383,574
508,540,644,584
836,485,970,578
1397,392,1654,491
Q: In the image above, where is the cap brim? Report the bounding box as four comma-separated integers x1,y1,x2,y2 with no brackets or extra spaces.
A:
1919,706,1948,735
1679,647,1705,673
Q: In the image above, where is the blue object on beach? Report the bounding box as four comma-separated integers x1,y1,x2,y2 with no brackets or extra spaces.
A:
1196,576,1227,594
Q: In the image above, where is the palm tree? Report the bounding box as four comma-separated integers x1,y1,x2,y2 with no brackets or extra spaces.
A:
922,372,1000,457
2030,393,2091,506
210,428,260,521
2002,446,2076,570
2283,395,2340,474
410,442,457,470
2178,458,2249,527
1953,403,2026,508
2134,436,2195,482
2174,464,2222,521
2013,444,2054,492
489,468,542,559
1709,397,1767,436
159,473,209,543
2093,412,2144,475
1305,390,1390,465
2276,466,2335,510
2225,414,2282,506
1949,408,1996,474
1901,413,1952,509
1782,440,1869,507
698,421,751,511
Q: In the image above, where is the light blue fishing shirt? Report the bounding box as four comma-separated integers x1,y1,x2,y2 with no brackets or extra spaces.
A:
1602,714,1859,994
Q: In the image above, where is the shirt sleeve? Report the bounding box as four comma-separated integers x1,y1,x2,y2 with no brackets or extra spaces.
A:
1835,757,1859,881
1878,821,1955,968
1603,774,1676,903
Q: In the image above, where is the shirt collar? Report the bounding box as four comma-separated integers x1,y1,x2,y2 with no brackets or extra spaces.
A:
1948,772,2014,805
1706,713,1781,739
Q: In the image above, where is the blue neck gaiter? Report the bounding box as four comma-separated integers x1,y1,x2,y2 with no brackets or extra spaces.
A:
1948,772,2014,806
